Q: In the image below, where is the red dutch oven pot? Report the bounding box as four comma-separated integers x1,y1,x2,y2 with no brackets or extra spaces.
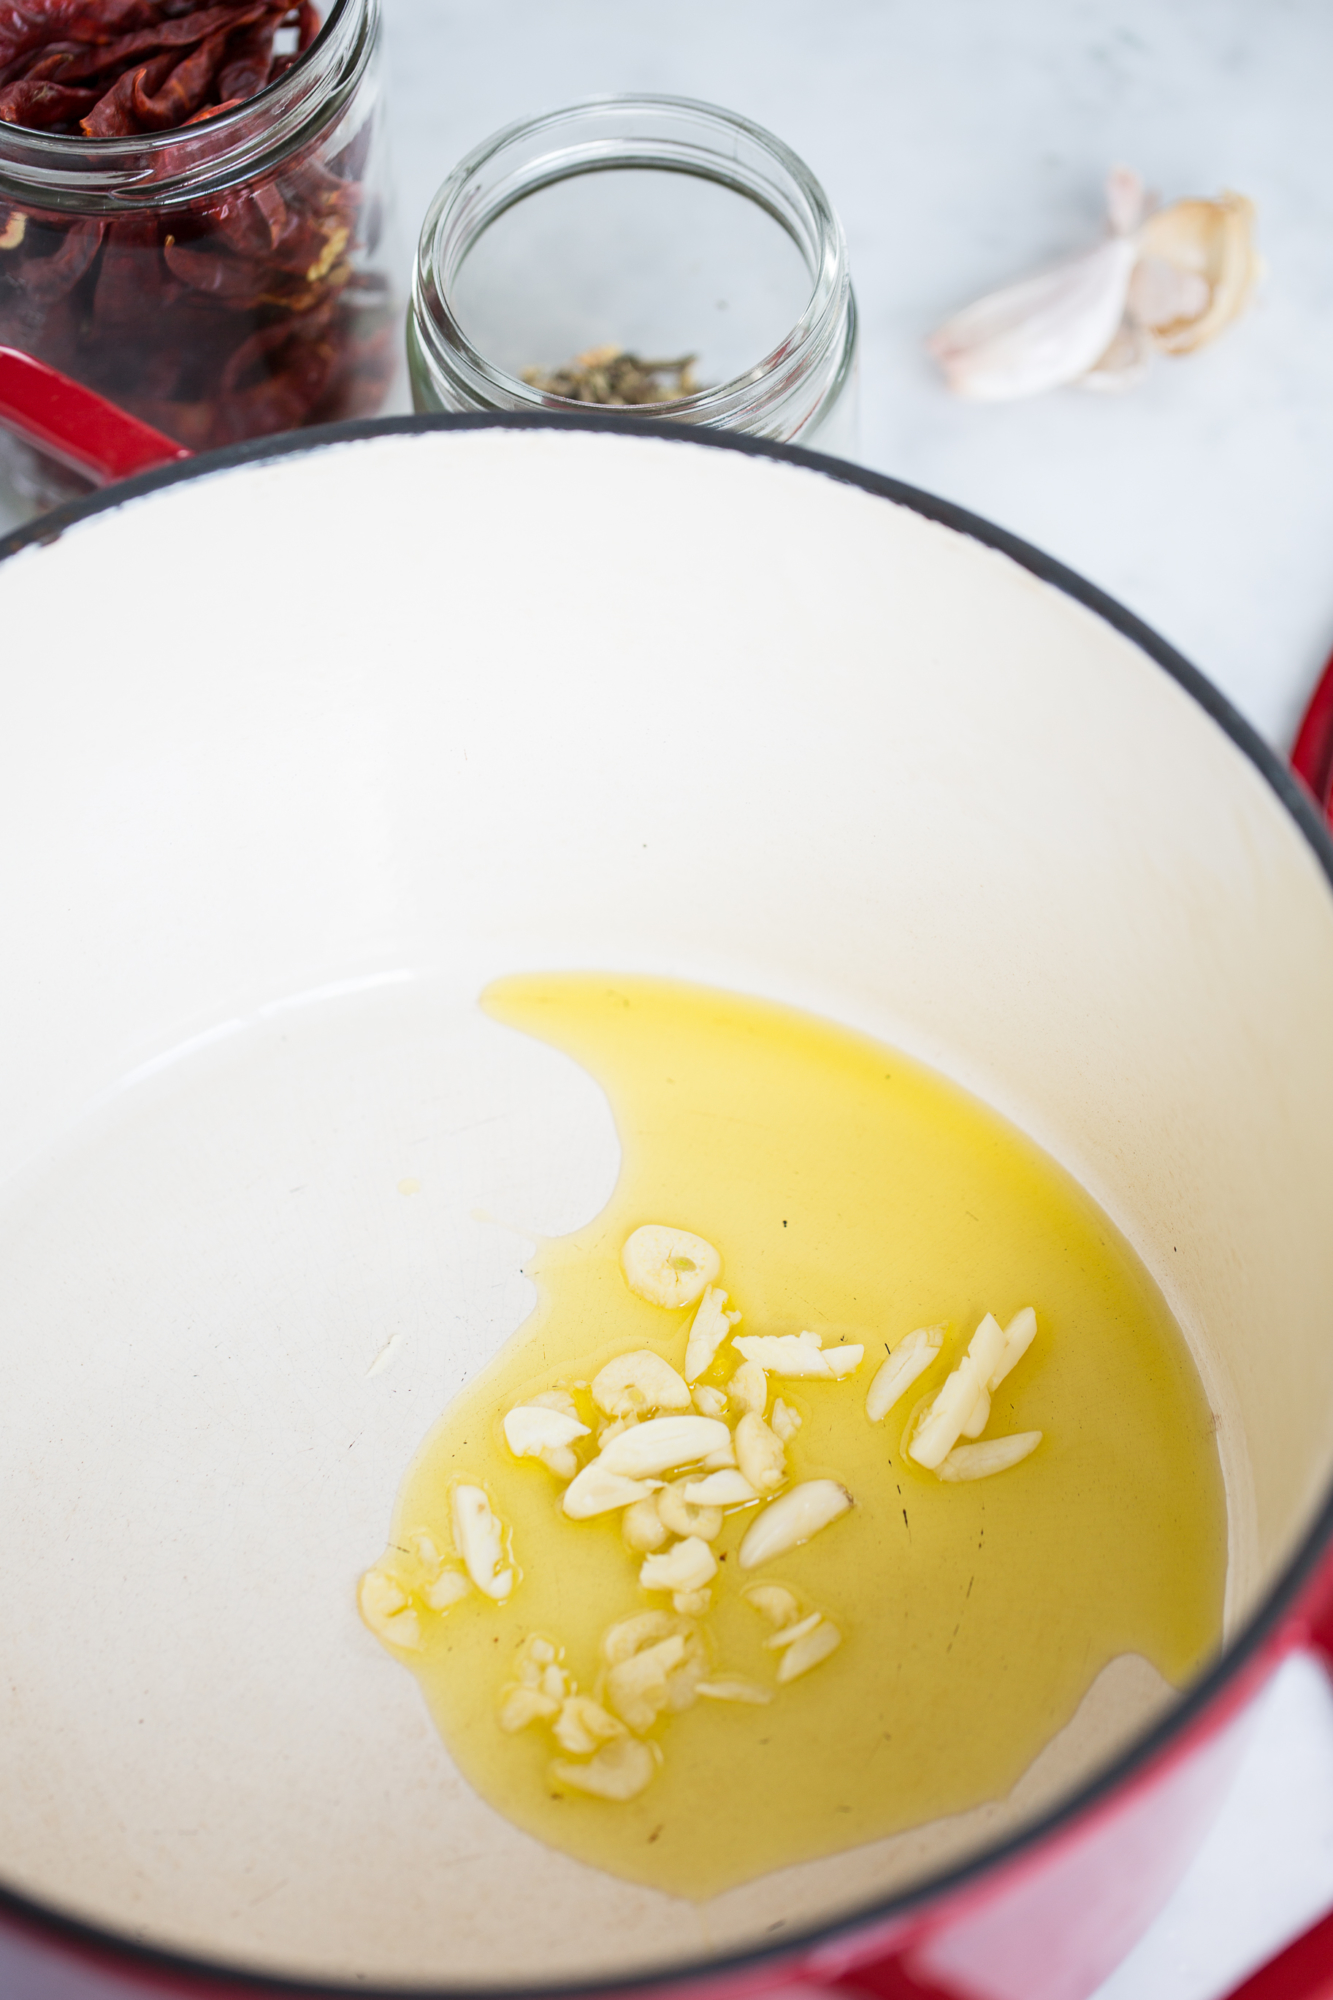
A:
1,411,1332,2000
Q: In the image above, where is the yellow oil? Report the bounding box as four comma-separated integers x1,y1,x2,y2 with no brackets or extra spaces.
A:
365,974,1226,1900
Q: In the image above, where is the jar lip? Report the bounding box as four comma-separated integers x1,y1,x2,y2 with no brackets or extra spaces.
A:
0,0,375,208
412,92,852,423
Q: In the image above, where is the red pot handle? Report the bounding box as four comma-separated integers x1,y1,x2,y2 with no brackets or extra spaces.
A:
1291,648,1333,822
0,345,190,487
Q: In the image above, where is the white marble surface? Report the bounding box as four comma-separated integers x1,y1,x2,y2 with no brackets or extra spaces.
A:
5,6,1333,1996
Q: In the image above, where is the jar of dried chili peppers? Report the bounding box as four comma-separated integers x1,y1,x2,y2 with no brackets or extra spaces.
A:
0,0,397,506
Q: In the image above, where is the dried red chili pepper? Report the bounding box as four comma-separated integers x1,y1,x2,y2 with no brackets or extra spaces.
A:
0,0,395,500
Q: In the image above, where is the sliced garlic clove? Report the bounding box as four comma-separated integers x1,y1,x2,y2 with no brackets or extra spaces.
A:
622,1495,671,1552
553,1694,625,1755
776,1620,842,1683
739,1480,854,1569
591,1348,692,1418
684,1285,742,1381
762,1610,823,1650
927,234,1138,401
552,1734,657,1802
563,1463,663,1519
450,1485,514,1600
696,1677,773,1704
639,1534,718,1595
822,1343,864,1379
866,1324,944,1422
1135,192,1259,354
744,1583,801,1628
734,1411,787,1495
503,1404,590,1456
728,1359,768,1415
498,1684,561,1731
936,1431,1043,1481
692,1384,728,1417
769,1398,802,1442
700,1438,738,1470
682,1469,757,1507
967,1312,1007,1386
656,1482,723,1541
358,1568,422,1650
909,1312,1008,1468
422,1568,471,1612
598,1414,730,1479
621,1224,721,1308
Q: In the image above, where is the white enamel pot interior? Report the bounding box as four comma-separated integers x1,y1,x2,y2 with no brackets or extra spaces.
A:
1,417,1332,1995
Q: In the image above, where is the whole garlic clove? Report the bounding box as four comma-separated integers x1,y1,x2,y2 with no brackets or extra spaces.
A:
927,234,1138,402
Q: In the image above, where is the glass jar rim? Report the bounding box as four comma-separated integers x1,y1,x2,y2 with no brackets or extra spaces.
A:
412,92,852,424
0,0,375,211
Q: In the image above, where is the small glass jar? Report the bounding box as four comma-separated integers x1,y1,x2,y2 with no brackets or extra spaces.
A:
409,95,858,455
0,0,397,509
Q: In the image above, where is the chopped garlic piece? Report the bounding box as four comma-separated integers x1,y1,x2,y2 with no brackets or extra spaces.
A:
503,1404,590,1456
529,1388,580,1419
515,1634,557,1685
734,1332,863,1379
598,1414,730,1478
605,1634,688,1729
552,1734,656,1801
656,1482,723,1540
541,1662,567,1701
621,1224,720,1308
936,1432,1043,1481
692,1385,728,1417
776,1620,842,1683
673,1587,712,1616
423,1568,471,1612
745,1584,801,1628
735,1411,786,1495
358,1568,422,1649
739,1479,854,1570
409,1530,442,1570
553,1695,625,1755
591,1349,691,1418
762,1610,823,1651
991,1308,1037,1390
700,1438,737,1470
684,1285,742,1380
682,1469,757,1507
770,1397,802,1441
450,1485,514,1600
597,1415,637,1446
498,1684,560,1731
960,1384,991,1440
639,1535,718,1595
910,1311,1032,1469
696,1677,773,1704
538,1443,579,1481
622,1496,670,1552
865,1325,944,1422
728,1359,767,1415
601,1610,684,1665
563,1463,663,1518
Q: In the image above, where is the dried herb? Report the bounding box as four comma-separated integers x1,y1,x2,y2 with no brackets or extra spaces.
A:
0,0,393,484
522,344,699,407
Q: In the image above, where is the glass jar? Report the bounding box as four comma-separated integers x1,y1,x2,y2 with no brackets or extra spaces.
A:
0,0,397,509
409,95,858,456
